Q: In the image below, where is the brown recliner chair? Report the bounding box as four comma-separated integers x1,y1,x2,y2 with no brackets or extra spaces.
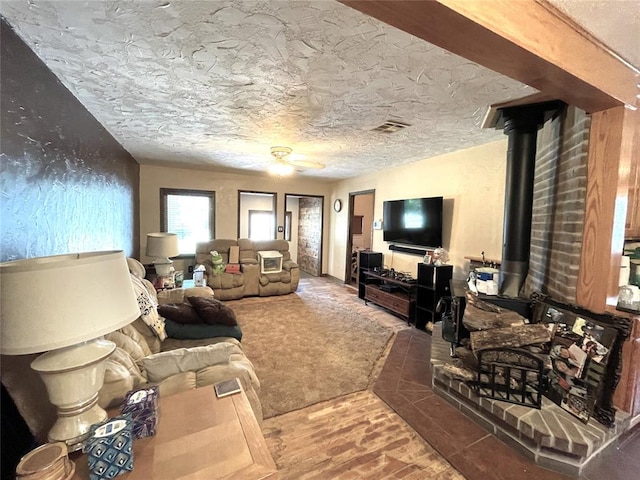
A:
195,238,299,300
239,238,300,296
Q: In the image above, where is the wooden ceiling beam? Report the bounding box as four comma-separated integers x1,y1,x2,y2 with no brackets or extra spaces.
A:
339,0,638,112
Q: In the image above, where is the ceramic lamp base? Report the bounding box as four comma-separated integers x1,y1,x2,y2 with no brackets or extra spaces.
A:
153,259,173,277
30,339,116,451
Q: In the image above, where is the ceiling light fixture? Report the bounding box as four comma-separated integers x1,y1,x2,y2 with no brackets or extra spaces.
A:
269,146,295,176
268,160,295,176
268,146,325,176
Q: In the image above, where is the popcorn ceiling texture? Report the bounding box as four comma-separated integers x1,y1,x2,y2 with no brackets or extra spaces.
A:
0,0,537,179
548,0,640,70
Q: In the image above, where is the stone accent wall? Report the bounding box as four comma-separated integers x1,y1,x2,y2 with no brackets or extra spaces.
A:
524,107,590,303
297,197,322,276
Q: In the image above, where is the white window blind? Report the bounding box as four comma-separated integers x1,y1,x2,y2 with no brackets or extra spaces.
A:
162,190,214,255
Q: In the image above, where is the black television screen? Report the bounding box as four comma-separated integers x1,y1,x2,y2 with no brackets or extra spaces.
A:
383,196,443,248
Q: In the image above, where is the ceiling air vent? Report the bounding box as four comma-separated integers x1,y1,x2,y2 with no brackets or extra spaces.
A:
372,120,411,133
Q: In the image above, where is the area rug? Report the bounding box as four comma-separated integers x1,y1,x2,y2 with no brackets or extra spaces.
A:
230,278,394,418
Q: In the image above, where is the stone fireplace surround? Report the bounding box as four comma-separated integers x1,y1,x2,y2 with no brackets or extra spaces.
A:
431,324,637,477
435,101,640,475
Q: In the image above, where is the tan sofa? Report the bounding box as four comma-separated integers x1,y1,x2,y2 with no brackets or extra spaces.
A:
0,260,263,443
99,259,263,421
195,238,300,300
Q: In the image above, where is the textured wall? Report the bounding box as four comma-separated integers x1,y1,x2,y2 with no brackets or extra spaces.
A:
329,140,508,281
138,164,332,274
298,197,323,276
0,19,139,262
524,107,590,303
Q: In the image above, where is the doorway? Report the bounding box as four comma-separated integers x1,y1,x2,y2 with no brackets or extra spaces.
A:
238,191,276,239
345,190,375,286
285,193,324,276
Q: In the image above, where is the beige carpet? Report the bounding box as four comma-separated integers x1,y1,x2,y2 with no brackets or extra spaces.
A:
230,278,395,418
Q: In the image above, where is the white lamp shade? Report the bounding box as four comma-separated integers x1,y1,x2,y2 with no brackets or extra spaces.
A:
146,232,179,258
0,250,140,355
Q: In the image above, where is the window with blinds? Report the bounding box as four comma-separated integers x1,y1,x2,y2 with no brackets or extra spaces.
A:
160,188,214,255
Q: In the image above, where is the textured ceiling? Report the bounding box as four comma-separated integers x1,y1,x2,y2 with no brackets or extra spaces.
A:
1,1,637,180
548,0,640,70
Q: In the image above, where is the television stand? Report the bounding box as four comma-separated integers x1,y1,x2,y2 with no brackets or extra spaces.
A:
362,271,417,324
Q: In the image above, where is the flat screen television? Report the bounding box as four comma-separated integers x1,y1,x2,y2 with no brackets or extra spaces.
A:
382,196,443,248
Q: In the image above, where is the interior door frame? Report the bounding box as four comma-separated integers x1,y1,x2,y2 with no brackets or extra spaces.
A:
285,193,325,276
344,189,375,284
237,190,277,239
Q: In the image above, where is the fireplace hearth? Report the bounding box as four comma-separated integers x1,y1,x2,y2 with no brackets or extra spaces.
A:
432,325,634,476
432,286,635,476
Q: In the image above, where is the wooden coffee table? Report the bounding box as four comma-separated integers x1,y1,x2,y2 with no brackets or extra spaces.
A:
72,386,277,479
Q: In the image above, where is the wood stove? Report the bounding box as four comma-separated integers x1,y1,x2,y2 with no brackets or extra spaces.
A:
444,284,633,427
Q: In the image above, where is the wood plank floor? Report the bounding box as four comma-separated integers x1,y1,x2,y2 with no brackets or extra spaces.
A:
263,390,465,479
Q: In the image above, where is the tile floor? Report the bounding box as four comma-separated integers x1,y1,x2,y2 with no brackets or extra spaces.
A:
373,328,640,480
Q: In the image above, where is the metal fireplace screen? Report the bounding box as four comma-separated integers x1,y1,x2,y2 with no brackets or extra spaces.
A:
475,347,544,409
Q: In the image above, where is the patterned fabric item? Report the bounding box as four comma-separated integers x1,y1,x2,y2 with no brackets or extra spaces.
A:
84,414,134,480
130,274,167,341
121,386,159,438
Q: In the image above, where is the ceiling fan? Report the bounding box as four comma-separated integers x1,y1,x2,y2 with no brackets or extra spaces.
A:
268,146,325,176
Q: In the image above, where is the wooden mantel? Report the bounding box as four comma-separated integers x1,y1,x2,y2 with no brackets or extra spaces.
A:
339,0,638,112
339,0,640,415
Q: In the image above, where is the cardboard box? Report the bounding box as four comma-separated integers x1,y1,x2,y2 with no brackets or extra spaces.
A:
229,245,240,264
225,264,240,274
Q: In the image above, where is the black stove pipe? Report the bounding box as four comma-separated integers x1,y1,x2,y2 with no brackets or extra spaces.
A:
497,102,564,297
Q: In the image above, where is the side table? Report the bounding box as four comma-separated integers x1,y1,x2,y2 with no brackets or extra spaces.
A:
71,386,277,479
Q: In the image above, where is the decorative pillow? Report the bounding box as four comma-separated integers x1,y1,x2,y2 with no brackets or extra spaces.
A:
157,303,201,325
140,343,243,383
164,319,243,342
187,296,237,326
130,274,167,341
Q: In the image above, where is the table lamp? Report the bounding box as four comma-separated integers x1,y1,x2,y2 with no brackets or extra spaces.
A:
146,232,179,277
0,250,139,451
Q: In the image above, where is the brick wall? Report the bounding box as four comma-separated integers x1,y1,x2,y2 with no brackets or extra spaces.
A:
297,197,322,275
523,107,590,303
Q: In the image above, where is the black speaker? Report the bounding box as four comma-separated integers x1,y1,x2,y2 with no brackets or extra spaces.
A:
359,251,382,269
358,251,383,300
